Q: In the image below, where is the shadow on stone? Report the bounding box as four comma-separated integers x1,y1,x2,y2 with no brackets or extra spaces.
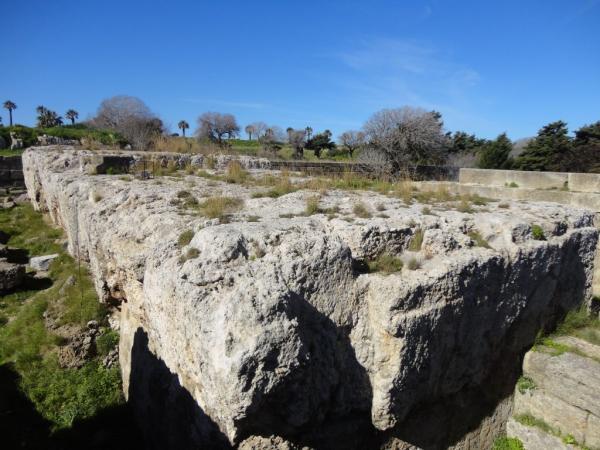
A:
128,327,231,450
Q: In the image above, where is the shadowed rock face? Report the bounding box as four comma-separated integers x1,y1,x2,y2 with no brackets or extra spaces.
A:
22,147,598,449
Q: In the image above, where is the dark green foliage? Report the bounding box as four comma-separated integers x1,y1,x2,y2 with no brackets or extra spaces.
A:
447,131,486,154
477,133,513,169
568,121,600,173
512,121,572,171
0,124,125,148
305,130,336,158
531,224,546,240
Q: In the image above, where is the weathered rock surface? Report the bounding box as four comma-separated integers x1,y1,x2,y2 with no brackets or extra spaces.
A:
510,347,600,449
507,418,574,450
0,259,25,293
22,148,599,449
29,253,59,271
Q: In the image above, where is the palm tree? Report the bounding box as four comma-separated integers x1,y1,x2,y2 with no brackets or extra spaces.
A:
3,101,16,127
244,124,255,140
178,120,190,137
305,126,313,140
65,109,79,125
36,105,47,115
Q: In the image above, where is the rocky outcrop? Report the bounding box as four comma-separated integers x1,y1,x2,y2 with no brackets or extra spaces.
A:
0,259,25,293
22,147,599,449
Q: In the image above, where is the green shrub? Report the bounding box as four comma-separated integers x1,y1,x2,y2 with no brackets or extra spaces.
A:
492,436,524,450
531,224,546,240
516,376,536,394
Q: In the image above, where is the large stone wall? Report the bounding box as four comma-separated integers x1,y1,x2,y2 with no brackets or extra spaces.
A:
21,148,600,449
0,155,24,187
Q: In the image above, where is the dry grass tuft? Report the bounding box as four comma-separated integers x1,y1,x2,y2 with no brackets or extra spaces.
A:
224,160,248,184
198,196,244,220
367,253,403,274
408,229,424,251
353,202,372,218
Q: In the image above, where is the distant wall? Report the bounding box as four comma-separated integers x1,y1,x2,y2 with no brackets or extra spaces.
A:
460,168,600,194
460,168,569,190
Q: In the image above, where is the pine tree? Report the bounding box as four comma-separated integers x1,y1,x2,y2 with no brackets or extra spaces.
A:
512,121,572,171
477,133,513,169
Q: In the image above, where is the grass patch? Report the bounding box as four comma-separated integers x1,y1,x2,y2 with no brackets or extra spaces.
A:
0,204,123,431
468,230,491,248
516,376,536,394
367,253,403,274
96,329,119,357
492,436,524,450
531,224,546,241
506,181,519,188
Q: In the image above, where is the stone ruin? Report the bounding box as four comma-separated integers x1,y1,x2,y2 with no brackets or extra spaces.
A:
21,147,600,449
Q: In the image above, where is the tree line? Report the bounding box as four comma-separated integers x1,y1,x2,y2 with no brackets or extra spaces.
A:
3,96,599,173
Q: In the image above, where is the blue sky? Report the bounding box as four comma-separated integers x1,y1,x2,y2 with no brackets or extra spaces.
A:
1,0,599,139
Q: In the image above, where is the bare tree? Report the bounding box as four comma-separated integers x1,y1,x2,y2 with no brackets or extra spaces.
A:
93,95,154,130
338,130,366,157
196,112,240,145
362,107,448,171
245,124,256,140
248,121,268,139
288,129,307,159
259,128,280,154
91,95,163,149
123,117,164,150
